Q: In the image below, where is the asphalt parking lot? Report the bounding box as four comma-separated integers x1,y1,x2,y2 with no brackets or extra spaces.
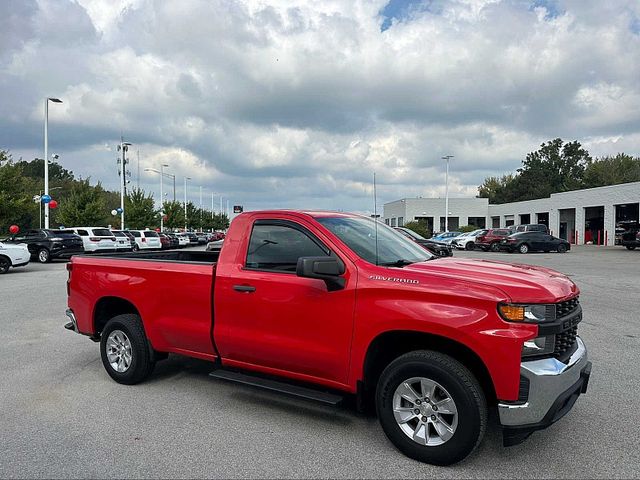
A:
1,246,639,478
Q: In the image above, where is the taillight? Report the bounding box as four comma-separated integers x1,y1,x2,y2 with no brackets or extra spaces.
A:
142,237,146,242
89,237,100,242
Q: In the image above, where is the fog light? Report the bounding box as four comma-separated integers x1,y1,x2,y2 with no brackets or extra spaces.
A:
522,335,555,357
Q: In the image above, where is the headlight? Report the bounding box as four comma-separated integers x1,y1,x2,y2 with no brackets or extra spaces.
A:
522,334,555,357
49,237,63,241
498,303,550,323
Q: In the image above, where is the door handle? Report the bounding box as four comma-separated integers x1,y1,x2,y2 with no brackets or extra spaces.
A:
233,285,256,293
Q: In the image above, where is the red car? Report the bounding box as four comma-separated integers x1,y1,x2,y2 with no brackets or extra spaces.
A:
157,233,171,250
475,228,512,251
65,210,590,465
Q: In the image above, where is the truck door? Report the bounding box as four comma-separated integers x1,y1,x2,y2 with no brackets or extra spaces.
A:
214,219,356,385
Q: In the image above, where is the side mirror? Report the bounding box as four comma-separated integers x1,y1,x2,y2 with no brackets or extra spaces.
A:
296,256,346,291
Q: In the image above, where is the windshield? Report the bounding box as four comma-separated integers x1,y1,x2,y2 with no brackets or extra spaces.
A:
398,227,425,240
316,216,433,266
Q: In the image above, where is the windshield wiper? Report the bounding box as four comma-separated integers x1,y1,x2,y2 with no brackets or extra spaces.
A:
379,259,416,267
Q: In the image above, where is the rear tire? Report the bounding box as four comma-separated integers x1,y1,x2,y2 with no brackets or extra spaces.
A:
376,350,487,466
518,243,529,254
626,245,636,251
100,314,155,385
37,248,50,263
557,244,567,253
132,244,140,252
490,242,500,252
0,256,11,274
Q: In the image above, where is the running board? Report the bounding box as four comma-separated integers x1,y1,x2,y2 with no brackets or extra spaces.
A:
209,369,343,405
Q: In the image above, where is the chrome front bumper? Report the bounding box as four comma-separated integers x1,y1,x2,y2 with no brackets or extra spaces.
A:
498,336,590,432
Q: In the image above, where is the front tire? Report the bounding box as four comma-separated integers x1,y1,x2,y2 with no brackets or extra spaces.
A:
37,248,50,263
518,243,529,254
626,245,636,251
465,242,475,251
490,242,500,252
376,350,487,466
100,314,155,385
557,244,567,253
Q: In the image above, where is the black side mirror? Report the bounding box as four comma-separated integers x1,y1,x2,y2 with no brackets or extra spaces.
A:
296,256,346,291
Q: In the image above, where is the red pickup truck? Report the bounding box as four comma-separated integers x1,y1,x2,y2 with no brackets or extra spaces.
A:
65,210,591,465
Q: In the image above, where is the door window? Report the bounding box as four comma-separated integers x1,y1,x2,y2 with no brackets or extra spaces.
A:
246,223,329,273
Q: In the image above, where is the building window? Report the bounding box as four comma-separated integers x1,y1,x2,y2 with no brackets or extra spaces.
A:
439,217,459,231
391,218,397,227
467,217,486,228
398,217,404,227
384,218,390,225
491,216,500,228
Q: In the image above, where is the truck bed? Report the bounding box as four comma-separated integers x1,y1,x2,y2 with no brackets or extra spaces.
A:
86,250,220,264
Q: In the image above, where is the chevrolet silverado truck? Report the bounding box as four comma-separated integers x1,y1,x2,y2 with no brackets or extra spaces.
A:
65,210,591,465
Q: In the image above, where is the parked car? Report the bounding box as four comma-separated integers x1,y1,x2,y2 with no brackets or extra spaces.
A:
431,231,462,243
205,239,224,252
0,241,30,273
164,233,180,249
4,228,84,263
621,230,640,250
70,227,117,254
475,228,512,252
195,232,208,245
128,230,162,251
175,233,190,248
499,231,570,254
209,231,226,241
185,232,199,246
111,230,134,252
158,233,172,250
394,227,453,257
452,229,486,251
514,224,549,234
66,210,590,466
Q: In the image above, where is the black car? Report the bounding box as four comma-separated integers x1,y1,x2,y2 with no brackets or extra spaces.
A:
499,231,570,254
164,233,180,249
5,228,84,263
186,232,199,245
621,229,640,250
394,227,454,257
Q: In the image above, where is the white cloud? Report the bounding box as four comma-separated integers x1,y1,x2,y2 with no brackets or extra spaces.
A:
1,0,640,213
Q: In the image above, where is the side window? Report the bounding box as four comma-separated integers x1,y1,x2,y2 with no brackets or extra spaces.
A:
246,223,329,273
77,230,89,236
131,231,141,238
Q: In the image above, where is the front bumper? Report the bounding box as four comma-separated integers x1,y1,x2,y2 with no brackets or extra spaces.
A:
498,336,591,446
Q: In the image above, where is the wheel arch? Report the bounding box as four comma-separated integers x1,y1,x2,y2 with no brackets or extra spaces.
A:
361,330,497,407
93,296,140,335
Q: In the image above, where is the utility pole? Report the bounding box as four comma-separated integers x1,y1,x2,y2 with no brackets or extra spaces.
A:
442,155,454,232
43,97,62,229
183,176,191,231
118,139,132,230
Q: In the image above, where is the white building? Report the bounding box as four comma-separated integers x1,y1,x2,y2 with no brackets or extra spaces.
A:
383,181,640,246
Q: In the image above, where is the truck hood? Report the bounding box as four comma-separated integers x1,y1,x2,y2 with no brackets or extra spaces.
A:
403,258,578,303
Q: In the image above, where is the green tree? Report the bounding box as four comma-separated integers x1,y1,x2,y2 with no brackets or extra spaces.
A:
55,179,108,227
403,220,431,239
163,201,185,230
583,154,640,188
125,188,157,229
477,174,516,204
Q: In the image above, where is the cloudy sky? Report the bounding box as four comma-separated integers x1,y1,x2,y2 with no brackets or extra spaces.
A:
1,0,639,213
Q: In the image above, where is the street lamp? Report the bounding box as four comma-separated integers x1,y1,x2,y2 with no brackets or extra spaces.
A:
442,155,454,232
44,97,62,229
145,164,169,231
117,141,132,229
184,176,191,231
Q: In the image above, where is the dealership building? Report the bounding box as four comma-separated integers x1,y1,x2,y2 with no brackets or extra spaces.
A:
383,181,640,246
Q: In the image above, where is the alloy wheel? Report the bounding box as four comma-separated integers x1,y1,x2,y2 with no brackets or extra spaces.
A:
106,330,133,373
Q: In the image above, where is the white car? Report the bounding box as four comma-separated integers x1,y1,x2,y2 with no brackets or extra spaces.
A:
453,229,486,250
129,230,162,251
69,227,117,253
110,230,134,252
176,233,190,248
0,241,30,274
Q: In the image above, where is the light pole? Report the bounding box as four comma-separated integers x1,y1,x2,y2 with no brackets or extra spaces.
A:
442,155,454,232
145,164,169,231
37,186,62,229
118,141,132,229
211,192,215,219
183,176,191,231
44,97,62,229
199,186,203,231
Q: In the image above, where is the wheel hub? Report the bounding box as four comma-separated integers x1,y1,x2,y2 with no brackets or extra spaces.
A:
106,330,132,373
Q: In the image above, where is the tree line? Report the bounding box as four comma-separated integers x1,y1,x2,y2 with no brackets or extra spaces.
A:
478,138,640,204
0,150,229,233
